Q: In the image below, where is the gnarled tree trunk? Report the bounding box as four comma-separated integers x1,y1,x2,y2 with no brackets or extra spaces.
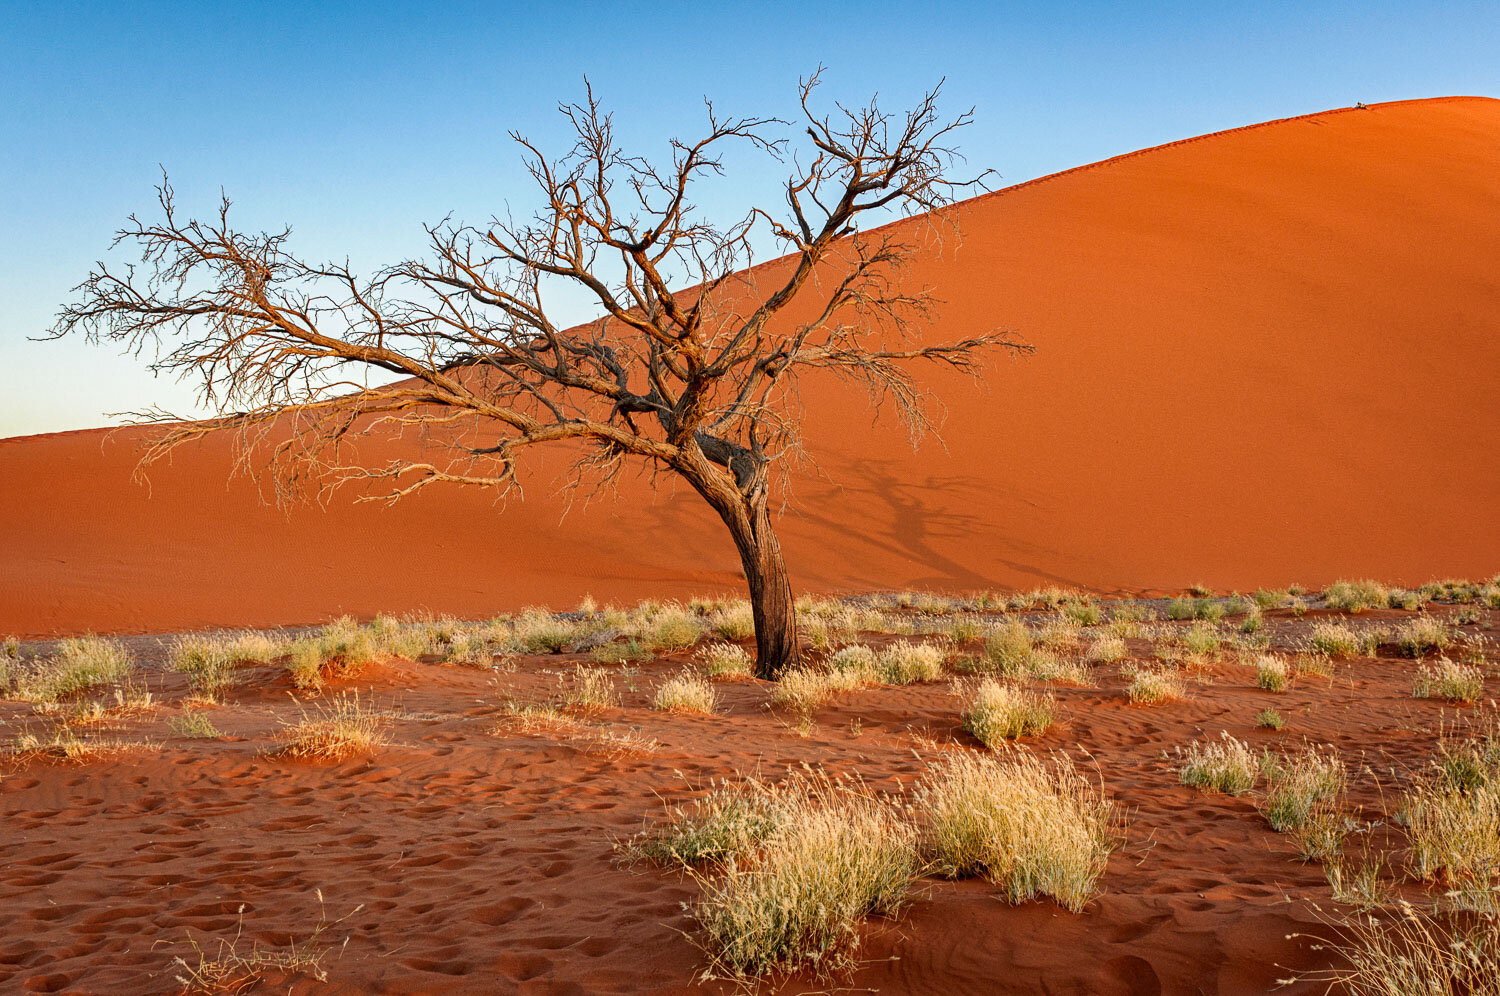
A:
716,495,799,680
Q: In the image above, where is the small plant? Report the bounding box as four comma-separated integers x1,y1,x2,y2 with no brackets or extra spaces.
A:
1289,596,1309,617
1300,897,1500,996
1297,652,1335,680
1307,621,1374,658
1240,607,1264,634
875,641,945,684
1257,707,1285,731
591,638,651,665
560,665,619,713
629,775,791,867
1412,658,1484,703
1253,588,1289,610
280,692,388,760
13,635,134,703
170,709,222,739
913,748,1121,912
1168,597,1224,622
1256,655,1291,692
1325,579,1390,613
1035,613,1081,650
1085,634,1128,664
170,634,240,698
1061,601,1103,626
708,602,756,641
1394,615,1453,657
1178,733,1259,795
1259,745,1346,833
653,672,718,714
1180,621,1221,661
1403,776,1500,884
690,778,918,979
1323,851,1390,910
167,890,361,993
982,621,1032,673
1124,665,1184,705
697,642,754,677
961,680,1055,744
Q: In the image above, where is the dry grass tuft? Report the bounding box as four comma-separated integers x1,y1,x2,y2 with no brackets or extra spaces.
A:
1307,621,1377,659
653,672,718,714
1123,664,1185,705
169,709,222,739
1255,654,1291,692
559,664,619,713
1259,745,1346,834
961,679,1055,744
913,748,1120,912
696,642,754,678
1178,733,1259,795
1294,898,1500,996
690,775,918,980
12,636,134,703
1412,658,1484,703
1324,579,1391,614
875,641,946,684
279,692,389,760
168,890,361,994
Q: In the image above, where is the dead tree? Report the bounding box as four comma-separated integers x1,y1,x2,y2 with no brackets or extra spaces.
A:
53,72,1031,679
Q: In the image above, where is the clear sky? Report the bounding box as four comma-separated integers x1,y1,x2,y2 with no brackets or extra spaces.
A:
3,0,1497,438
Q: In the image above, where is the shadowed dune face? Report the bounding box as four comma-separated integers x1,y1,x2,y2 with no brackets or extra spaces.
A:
3,96,1498,636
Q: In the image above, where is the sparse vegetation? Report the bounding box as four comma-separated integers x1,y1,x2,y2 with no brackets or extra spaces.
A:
1124,665,1185,705
961,679,1055,744
1307,620,1375,658
1178,733,1259,795
1086,634,1128,664
1257,708,1286,731
168,891,361,994
1325,579,1390,614
12,635,135,703
875,641,945,684
1259,745,1346,834
913,748,1120,912
169,709,222,739
1394,615,1453,657
559,665,619,713
653,672,718,714
1412,658,1484,703
697,642,754,678
279,692,388,760
1256,655,1291,692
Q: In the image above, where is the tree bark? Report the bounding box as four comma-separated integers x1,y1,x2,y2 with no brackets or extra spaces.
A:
716,494,800,680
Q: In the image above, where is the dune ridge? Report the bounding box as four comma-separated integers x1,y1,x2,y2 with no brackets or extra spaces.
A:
2,95,1498,637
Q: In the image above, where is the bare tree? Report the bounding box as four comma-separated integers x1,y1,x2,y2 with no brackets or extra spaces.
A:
53,72,1030,679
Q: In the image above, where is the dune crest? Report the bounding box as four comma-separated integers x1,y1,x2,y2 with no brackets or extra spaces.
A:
3,96,1498,636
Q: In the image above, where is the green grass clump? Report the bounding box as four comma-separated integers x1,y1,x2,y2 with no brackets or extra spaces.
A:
1061,601,1103,626
559,665,618,713
1257,708,1285,731
591,638,651,665
14,636,134,703
1180,621,1222,660
962,680,1055,744
913,748,1120,912
1253,588,1290,610
1403,777,1500,885
1178,733,1259,795
653,672,718,714
1167,597,1224,622
982,621,1032,673
630,775,792,867
279,692,388,760
1324,579,1389,613
1412,659,1484,703
708,602,756,642
1086,634,1128,664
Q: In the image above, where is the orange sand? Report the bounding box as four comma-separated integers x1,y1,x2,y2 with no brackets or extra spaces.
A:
2,96,1498,637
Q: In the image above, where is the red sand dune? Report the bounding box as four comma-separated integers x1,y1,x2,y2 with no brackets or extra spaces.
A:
3,96,1499,637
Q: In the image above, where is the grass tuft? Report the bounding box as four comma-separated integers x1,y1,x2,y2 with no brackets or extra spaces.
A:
652,672,718,714
961,679,1055,744
1178,733,1259,795
1412,659,1484,703
279,692,388,760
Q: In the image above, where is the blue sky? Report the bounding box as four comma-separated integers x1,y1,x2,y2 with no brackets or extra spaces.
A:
3,0,1497,437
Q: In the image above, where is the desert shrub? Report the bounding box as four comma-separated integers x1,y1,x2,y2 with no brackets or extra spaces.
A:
1387,588,1428,611
1179,621,1222,661
653,672,718,714
708,602,756,641
691,781,917,979
962,680,1055,744
1124,665,1184,705
1291,806,1351,862
284,639,327,692
559,665,618,713
875,641,945,684
1394,615,1453,657
1240,607,1264,634
1325,579,1390,614
14,636,134,703
1289,596,1309,617
1434,725,1500,793
169,709,222,738
1256,655,1291,692
913,749,1120,912
1086,634,1128,664
696,642,754,678
1178,733,1259,795
1257,708,1285,731
769,655,874,713
1018,649,1092,685
1307,621,1374,658
1259,746,1346,833
1168,597,1224,622
279,692,387,759
641,606,706,652
1412,659,1484,703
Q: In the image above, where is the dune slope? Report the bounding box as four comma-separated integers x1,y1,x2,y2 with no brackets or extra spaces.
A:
3,96,1498,636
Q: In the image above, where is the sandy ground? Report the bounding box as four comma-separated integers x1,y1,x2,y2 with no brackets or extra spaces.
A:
1,597,1493,994
4,96,1499,638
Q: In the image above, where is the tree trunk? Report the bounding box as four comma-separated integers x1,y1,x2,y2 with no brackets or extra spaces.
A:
716,495,800,680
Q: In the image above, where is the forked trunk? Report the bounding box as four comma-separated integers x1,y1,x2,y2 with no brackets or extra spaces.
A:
717,496,799,680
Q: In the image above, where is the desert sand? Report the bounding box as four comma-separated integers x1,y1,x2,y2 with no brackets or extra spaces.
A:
1,591,1494,993
4,96,1499,639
